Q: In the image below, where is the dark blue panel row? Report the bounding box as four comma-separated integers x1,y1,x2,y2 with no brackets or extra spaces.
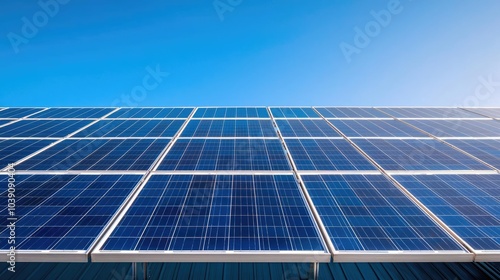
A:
108,108,193,118
406,120,500,137
446,140,500,169
75,120,184,137
276,119,340,137
0,174,141,251
285,139,376,171
315,107,388,118
0,108,45,118
394,174,500,251
0,139,54,169
0,120,93,137
181,120,277,137
102,175,325,252
329,120,428,137
16,139,169,171
302,175,465,251
270,108,319,118
28,108,115,118
158,139,291,170
353,139,491,171
193,107,269,118
379,108,484,119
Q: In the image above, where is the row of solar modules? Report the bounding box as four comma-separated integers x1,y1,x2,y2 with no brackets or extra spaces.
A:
1,107,500,119
0,107,498,263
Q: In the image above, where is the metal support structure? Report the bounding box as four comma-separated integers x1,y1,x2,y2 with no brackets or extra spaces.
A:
309,262,319,280
143,262,148,279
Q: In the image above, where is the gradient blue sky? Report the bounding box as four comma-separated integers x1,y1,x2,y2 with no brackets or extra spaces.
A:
1,0,500,107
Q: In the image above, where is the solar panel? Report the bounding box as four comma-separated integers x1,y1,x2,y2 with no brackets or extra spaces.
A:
0,120,12,126
157,139,291,170
444,140,500,169
301,174,467,261
276,119,340,137
95,175,328,262
270,107,319,118
461,108,500,118
353,139,492,171
181,120,277,137
394,175,500,254
405,120,500,137
74,120,184,137
0,174,142,261
314,107,389,118
285,139,377,171
28,108,115,118
378,108,485,119
193,107,269,118
0,139,55,169
329,120,428,137
16,139,170,171
107,108,193,118
0,120,93,137
0,108,45,118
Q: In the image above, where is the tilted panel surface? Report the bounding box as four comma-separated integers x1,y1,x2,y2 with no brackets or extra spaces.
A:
74,120,184,137
0,139,55,169
0,108,45,118
276,119,340,137
378,108,485,119
181,120,277,137
444,140,500,169
328,120,428,137
462,108,500,118
315,107,389,118
405,120,500,137
270,107,319,118
0,120,93,137
107,108,193,118
193,107,269,118
28,108,115,118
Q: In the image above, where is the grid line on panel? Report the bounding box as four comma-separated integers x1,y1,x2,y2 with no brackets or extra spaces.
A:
459,108,498,119
27,108,116,119
0,107,48,119
441,139,500,172
313,107,392,119
193,107,270,118
269,107,320,118
312,107,476,254
326,119,429,138
375,107,487,119
404,119,500,138
107,107,194,119
180,119,278,138
2,108,121,172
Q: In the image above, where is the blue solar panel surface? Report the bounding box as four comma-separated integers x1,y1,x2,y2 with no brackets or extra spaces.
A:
445,140,500,169
276,119,340,137
157,139,291,170
108,108,193,118
302,175,465,251
329,120,428,137
181,120,277,137
0,108,44,118
394,175,500,251
74,120,184,137
16,139,170,171
0,174,141,250
0,120,11,126
0,120,93,137
270,108,319,118
193,107,269,118
379,108,485,119
462,108,500,118
285,139,377,171
0,139,54,169
315,107,389,118
102,175,324,251
353,139,491,171
28,108,115,118
405,120,500,137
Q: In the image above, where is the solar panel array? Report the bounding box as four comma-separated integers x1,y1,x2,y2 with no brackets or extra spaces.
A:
0,107,498,263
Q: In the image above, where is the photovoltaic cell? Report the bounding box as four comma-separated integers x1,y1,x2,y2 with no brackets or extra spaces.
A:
462,108,500,118
353,139,492,171
181,120,277,137
379,108,485,119
0,174,141,251
394,174,500,251
285,139,376,171
270,108,319,118
157,139,291,170
0,108,45,118
405,120,500,137
0,120,93,137
107,108,193,118
443,140,500,170
74,120,184,137
276,119,340,137
28,108,115,118
329,120,428,137
102,175,324,252
193,107,269,118
16,139,170,171
302,174,465,251
315,107,389,118
0,139,54,169
0,120,12,126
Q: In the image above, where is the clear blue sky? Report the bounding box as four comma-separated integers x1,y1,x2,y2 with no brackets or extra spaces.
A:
1,0,500,107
